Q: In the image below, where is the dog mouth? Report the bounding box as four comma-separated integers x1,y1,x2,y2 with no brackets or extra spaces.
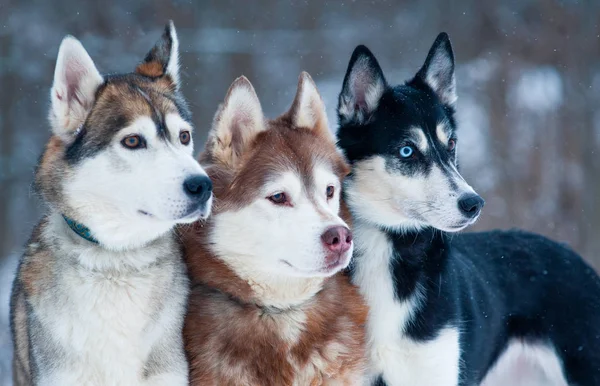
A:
321,253,350,274
178,206,210,222
280,252,350,277
439,217,479,232
136,201,211,223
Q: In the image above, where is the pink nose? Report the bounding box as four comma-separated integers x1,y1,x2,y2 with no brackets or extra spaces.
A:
321,226,352,254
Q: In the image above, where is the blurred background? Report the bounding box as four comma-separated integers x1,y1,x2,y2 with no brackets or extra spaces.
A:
0,0,599,383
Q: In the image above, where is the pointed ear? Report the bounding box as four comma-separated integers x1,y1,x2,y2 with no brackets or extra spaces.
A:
415,32,456,107
206,76,265,168
288,72,333,140
49,36,103,143
337,45,386,126
136,21,180,88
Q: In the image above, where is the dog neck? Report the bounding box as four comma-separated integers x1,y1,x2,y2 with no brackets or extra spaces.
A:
44,210,175,273
235,268,324,310
183,224,325,310
351,218,450,301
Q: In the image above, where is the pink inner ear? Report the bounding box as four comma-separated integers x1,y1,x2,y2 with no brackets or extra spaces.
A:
63,58,88,106
350,72,372,112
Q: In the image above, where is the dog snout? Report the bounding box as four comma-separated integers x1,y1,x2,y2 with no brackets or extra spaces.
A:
183,175,213,203
458,193,485,218
321,226,353,254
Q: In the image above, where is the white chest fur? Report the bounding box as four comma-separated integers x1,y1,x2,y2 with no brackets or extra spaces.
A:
31,217,187,385
46,268,165,384
352,223,460,386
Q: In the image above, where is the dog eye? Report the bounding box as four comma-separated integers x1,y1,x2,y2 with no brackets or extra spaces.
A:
399,146,414,158
179,130,191,145
326,186,335,199
268,192,288,205
121,135,146,150
448,139,456,151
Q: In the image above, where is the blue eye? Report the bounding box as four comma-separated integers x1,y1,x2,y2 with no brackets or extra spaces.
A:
399,146,414,158
268,192,288,205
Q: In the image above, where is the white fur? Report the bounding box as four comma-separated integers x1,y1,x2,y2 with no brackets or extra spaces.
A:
214,77,265,143
64,113,210,250
34,212,188,385
292,73,332,138
423,49,457,107
436,122,450,145
165,21,180,87
352,221,460,385
481,341,568,386
50,36,103,142
345,155,478,232
412,127,429,153
211,165,350,308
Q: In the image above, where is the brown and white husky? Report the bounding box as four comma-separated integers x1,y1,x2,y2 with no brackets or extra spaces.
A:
183,73,367,385
10,22,212,385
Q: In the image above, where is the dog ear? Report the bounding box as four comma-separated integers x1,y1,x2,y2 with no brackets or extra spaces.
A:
136,21,180,88
337,45,386,126
415,32,456,107
206,76,265,167
49,36,103,143
287,72,334,140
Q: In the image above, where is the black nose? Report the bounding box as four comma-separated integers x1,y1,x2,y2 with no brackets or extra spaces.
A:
458,194,485,218
183,175,213,203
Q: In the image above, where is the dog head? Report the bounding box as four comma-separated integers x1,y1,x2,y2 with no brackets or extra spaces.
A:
36,22,212,250
201,73,352,279
337,33,484,232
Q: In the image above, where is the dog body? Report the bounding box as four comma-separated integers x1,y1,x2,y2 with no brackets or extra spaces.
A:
183,74,367,385
11,23,212,385
12,218,190,385
337,35,600,386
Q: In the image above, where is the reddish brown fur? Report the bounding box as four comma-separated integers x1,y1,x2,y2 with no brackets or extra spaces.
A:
136,61,165,78
183,91,367,385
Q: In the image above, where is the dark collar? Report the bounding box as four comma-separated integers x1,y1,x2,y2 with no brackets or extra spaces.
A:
62,215,99,244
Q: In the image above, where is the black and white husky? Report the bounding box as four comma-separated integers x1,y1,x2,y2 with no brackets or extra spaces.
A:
337,33,600,386
10,22,212,385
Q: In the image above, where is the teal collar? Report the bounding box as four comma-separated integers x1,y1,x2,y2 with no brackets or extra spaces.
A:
62,215,99,244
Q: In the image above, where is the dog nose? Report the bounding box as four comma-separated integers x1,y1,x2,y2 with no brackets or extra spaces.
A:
321,226,353,254
458,194,485,218
183,175,213,202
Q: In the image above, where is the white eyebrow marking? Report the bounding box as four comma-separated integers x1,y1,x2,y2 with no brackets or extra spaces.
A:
436,122,450,145
410,127,428,153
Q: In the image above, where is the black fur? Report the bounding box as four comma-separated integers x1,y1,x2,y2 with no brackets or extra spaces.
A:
338,35,600,385
338,39,458,185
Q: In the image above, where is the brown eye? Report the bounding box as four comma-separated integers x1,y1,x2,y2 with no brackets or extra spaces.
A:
121,135,145,149
268,192,288,205
179,130,191,145
326,186,335,199
448,139,456,151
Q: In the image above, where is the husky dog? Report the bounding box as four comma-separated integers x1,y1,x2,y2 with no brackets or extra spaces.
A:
183,73,367,385
337,34,600,386
10,22,212,385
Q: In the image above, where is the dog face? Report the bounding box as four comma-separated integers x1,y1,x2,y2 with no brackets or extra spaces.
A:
337,33,484,232
201,74,352,278
36,22,212,250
